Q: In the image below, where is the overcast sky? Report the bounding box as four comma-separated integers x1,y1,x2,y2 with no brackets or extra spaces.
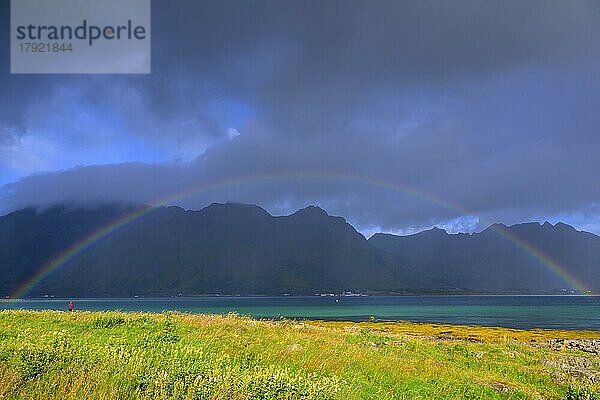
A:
1,0,600,236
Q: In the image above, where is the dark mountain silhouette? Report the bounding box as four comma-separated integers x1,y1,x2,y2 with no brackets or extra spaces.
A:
0,203,417,297
369,222,600,293
0,203,599,297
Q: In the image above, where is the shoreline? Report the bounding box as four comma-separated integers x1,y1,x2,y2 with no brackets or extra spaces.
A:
4,309,600,342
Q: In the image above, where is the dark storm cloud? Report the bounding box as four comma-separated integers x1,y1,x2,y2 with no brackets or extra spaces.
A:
146,0,600,136
2,0,600,234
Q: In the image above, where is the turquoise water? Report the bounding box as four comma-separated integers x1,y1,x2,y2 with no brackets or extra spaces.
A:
2,295,600,330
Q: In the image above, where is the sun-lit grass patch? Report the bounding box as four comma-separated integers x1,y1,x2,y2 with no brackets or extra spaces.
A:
0,310,598,399
308,320,600,343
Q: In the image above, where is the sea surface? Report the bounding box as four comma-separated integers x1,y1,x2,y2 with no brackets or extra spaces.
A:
2,295,600,330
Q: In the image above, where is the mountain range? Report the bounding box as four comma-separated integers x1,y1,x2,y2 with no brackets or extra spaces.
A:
1,203,599,297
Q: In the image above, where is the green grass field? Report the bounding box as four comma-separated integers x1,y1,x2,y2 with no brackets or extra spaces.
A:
0,310,599,399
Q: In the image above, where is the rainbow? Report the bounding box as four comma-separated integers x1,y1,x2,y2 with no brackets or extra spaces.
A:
11,171,591,298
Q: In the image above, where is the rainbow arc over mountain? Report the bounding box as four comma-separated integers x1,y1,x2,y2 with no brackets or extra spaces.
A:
11,172,591,298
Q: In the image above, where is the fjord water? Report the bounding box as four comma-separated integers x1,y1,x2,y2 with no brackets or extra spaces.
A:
2,295,600,330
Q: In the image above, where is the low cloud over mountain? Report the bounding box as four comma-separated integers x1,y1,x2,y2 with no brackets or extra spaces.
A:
1,1,600,234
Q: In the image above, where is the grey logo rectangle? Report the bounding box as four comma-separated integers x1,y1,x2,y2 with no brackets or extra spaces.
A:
11,0,151,74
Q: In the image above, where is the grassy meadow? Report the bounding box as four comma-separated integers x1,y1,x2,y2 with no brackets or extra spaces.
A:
0,310,599,399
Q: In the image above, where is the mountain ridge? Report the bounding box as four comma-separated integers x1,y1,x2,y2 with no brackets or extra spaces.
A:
1,203,598,297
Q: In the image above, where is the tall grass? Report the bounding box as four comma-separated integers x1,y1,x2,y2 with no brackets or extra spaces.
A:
0,310,598,399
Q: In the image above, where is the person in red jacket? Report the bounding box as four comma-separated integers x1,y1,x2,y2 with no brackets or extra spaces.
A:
68,301,74,312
